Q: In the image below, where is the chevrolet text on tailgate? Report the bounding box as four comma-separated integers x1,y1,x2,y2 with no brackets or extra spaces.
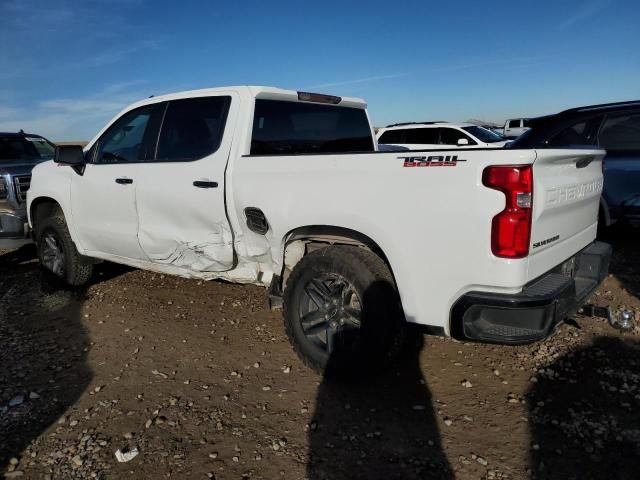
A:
27,86,610,373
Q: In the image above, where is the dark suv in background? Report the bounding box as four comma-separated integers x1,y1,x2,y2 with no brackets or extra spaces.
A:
510,101,640,228
0,131,56,248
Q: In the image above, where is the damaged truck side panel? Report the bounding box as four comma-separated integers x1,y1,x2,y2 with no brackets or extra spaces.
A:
28,86,610,373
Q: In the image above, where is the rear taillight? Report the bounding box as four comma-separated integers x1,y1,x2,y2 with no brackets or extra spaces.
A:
482,165,533,259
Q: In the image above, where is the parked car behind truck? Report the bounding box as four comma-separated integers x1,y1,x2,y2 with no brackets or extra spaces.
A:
503,118,530,139
28,86,610,373
376,122,509,150
0,131,55,248
509,100,640,228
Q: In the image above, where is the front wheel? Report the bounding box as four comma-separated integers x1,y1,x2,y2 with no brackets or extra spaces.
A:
36,213,93,286
283,246,404,375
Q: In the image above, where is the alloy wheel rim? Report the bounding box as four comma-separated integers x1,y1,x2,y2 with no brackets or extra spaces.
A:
298,274,362,353
41,231,65,277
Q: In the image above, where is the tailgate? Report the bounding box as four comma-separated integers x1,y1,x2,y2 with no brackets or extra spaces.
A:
527,148,605,281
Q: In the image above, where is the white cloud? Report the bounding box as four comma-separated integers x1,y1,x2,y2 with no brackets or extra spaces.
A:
306,73,411,90
558,0,611,30
0,82,149,141
40,99,126,114
0,106,19,120
91,39,160,67
0,113,77,139
0,0,76,31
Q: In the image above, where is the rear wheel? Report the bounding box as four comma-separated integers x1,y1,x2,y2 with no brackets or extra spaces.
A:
283,246,403,374
36,212,93,286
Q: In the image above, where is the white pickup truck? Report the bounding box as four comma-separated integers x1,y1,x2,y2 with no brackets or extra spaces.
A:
503,118,531,139
28,86,610,373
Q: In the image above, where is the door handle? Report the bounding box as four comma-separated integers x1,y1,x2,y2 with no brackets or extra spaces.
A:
193,180,218,188
115,178,133,184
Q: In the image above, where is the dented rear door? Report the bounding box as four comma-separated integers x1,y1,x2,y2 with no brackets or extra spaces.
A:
135,92,239,272
527,148,605,281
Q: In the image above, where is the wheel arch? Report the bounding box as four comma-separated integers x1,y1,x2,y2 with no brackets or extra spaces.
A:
278,225,397,290
30,197,63,238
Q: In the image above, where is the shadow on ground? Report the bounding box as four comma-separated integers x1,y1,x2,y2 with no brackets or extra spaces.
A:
0,246,126,472
307,323,452,480
599,223,640,298
527,225,640,479
527,336,640,480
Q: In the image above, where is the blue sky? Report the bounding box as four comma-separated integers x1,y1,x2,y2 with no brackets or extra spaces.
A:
1,0,639,140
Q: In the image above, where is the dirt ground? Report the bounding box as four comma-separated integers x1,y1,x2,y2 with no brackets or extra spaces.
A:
1,229,639,480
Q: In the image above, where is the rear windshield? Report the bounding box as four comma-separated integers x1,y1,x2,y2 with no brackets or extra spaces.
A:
0,135,55,162
250,99,374,155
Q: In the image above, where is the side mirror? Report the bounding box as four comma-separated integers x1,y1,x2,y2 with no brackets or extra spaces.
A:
457,138,469,146
55,145,86,165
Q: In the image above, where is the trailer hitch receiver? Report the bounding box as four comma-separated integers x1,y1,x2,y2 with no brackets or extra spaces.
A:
581,304,635,331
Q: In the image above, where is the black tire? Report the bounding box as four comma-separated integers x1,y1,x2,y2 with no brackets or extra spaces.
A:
283,245,404,375
36,212,93,287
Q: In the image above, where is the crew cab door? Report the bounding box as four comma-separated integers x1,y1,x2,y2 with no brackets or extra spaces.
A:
135,94,237,272
71,104,161,259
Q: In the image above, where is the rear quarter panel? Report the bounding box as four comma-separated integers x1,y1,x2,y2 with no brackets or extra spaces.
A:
230,149,538,332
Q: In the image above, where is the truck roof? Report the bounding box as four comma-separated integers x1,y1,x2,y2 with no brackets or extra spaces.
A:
131,86,367,110
85,86,370,152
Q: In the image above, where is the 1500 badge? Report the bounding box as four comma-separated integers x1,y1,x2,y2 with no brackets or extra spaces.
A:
400,155,467,167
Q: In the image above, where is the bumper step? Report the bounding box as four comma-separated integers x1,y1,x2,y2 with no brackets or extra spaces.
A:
451,241,612,345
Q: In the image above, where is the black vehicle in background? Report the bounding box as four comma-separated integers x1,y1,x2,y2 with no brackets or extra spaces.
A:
510,101,640,228
0,131,56,248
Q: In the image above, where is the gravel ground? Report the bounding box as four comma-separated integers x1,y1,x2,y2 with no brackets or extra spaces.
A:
1,229,638,480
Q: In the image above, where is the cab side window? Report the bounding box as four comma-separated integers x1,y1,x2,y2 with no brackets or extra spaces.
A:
95,105,157,164
547,121,591,147
508,119,521,128
598,113,640,151
156,96,231,162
